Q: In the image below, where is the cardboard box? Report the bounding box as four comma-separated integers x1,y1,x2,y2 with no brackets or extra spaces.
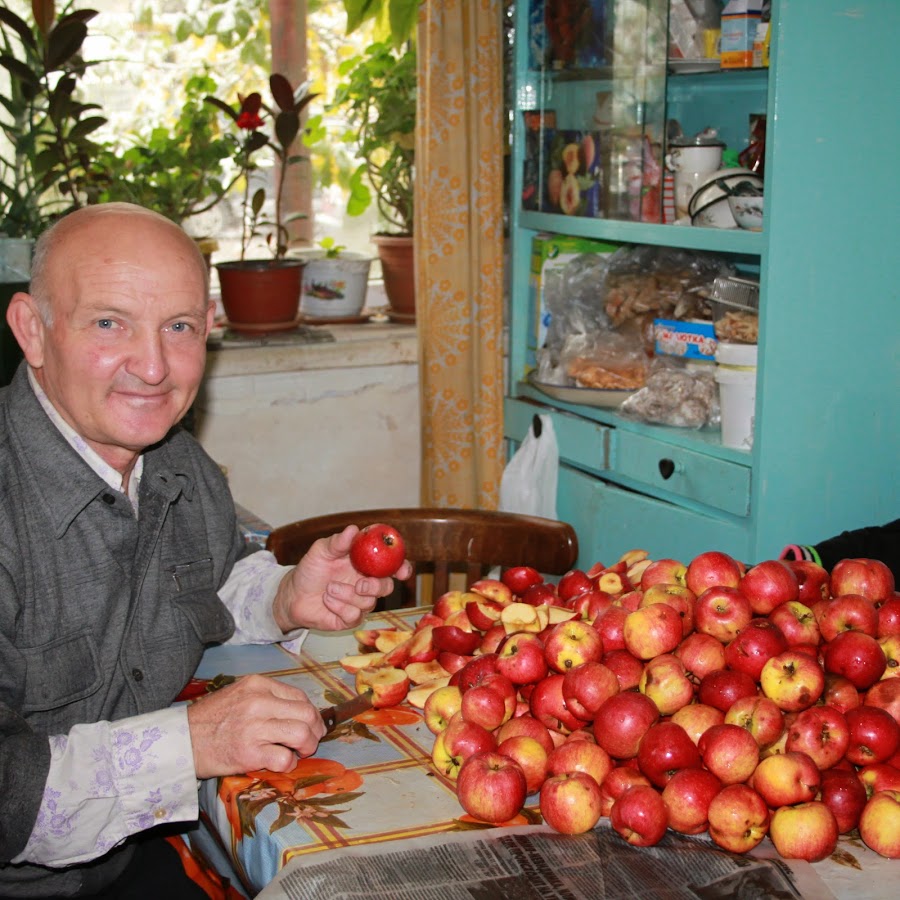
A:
653,319,718,360
530,234,618,353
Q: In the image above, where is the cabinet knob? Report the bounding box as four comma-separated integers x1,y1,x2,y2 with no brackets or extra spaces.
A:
658,458,676,480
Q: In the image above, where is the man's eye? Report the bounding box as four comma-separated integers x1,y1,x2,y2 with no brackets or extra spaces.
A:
97,319,113,329
170,322,190,333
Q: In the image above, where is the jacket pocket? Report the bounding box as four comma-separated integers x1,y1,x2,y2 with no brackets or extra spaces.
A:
21,628,103,713
169,558,234,645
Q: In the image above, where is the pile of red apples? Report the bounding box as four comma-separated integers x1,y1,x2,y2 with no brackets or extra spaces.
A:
343,551,900,862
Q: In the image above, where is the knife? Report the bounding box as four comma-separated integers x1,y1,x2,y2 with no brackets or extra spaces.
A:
319,690,374,733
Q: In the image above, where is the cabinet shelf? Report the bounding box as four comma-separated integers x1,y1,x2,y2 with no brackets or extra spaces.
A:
517,211,763,256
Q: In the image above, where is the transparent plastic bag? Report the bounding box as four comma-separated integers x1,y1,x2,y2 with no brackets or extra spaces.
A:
600,245,733,327
619,358,720,428
559,328,648,390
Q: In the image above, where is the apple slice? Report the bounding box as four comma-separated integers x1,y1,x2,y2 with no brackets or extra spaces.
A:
547,605,579,625
406,676,451,708
355,666,411,708
597,571,630,596
618,549,649,567
432,590,468,620
415,613,445,631
433,624,482,656
354,628,388,649
375,630,413,653
444,608,474,633
405,659,451,685
626,558,654,586
340,652,385,674
501,602,542,634
465,596,505,631
469,578,514,606
405,625,438,663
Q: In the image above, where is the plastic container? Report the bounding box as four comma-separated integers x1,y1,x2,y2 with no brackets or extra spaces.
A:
715,341,758,449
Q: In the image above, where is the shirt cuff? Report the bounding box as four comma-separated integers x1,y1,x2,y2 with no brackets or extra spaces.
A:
220,550,307,647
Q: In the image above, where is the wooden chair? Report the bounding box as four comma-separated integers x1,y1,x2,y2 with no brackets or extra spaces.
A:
265,507,579,608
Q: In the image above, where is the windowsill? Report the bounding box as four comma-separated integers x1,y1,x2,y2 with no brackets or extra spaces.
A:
204,318,417,379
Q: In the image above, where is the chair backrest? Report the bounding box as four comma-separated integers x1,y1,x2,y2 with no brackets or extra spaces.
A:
265,507,579,607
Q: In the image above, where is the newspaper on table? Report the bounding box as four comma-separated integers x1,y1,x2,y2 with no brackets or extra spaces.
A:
255,823,837,900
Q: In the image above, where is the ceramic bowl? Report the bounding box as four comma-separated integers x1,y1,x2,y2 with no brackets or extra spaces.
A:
688,167,764,228
728,193,765,231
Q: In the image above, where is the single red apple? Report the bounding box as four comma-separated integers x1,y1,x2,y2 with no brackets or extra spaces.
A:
858,789,900,858
594,606,627,652
540,771,604,835
662,767,722,834
769,600,822,648
877,597,900,638
697,668,758,713
529,672,586,734
707,784,770,854
456,750,527,823
698,723,760,785
637,721,702,787
593,691,659,759
501,565,543,596
724,618,788,681
694,586,753,644
819,767,868,833
602,648,644,691
831,558,896,604
349,523,405,577
785,704,850,770
818,593,879,641
562,660,619,720
610,784,669,847
685,550,744,596
823,629,887,689
769,801,839,862
784,559,831,606
739,559,799,615
556,569,595,603
845,706,900,766
865,678,900,726
752,749,821,807
671,702,725,746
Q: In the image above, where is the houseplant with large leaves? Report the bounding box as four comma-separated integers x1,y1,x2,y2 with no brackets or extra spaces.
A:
206,73,317,332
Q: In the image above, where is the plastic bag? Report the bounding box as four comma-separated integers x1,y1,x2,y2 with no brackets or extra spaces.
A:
499,415,559,520
619,358,720,428
559,328,648,390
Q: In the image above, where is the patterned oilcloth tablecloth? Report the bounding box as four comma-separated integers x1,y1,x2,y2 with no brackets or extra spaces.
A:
191,607,527,896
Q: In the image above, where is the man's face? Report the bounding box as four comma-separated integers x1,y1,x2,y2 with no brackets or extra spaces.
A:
30,215,214,470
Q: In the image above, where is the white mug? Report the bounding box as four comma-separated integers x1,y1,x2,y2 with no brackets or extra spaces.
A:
665,144,724,220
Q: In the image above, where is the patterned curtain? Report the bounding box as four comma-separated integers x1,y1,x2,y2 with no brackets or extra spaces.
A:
415,0,505,509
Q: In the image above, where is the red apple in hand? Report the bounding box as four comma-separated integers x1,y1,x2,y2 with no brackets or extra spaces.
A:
349,523,406,577
610,784,669,847
456,751,527,823
539,771,603,834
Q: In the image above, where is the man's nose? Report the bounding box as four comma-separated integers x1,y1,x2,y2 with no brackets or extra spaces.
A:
128,330,169,384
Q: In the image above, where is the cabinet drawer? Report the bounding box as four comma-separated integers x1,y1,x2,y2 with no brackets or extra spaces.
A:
558,464,751,568
504,397,611,475
613,431,751,517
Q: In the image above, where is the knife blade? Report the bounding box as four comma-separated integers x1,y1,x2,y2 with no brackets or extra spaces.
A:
319,690,374,733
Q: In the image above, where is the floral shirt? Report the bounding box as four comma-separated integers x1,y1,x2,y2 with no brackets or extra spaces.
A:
13,370,303,867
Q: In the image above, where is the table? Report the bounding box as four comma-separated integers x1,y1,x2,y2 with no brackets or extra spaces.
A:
189,608,897,899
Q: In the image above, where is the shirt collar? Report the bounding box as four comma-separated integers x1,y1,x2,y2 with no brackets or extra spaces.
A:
27,367,143,510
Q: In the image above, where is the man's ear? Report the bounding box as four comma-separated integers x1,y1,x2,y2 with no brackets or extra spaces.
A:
6,292,46,369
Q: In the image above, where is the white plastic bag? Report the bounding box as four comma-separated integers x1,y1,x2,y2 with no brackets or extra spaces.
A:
499,414,559,520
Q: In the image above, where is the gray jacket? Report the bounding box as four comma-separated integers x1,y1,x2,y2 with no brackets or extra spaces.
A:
0,364,246,896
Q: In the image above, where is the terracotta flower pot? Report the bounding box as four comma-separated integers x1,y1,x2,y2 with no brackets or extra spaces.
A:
372,234,415,321
216,259,305,333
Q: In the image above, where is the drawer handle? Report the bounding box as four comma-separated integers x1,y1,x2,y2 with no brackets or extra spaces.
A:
658,458,676,480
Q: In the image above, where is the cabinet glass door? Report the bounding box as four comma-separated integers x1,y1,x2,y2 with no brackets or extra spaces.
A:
522,0,668,223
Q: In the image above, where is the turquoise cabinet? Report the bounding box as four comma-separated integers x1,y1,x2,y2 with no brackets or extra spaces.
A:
505,0,899,569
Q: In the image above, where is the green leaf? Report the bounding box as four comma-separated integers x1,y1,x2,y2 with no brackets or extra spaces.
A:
250,188,265,215
0,7,38,51
388,0,419,48
45,19,88,71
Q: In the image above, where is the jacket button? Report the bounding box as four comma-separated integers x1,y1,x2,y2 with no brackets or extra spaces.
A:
132,668,144,682
102,493,116,505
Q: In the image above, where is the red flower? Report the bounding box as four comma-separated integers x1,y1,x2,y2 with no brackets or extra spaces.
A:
236,92,263,130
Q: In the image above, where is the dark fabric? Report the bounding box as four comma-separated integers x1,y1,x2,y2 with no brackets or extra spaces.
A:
0,363,252,895
815,517,900,583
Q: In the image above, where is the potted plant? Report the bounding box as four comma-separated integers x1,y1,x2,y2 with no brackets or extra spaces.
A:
205,73,317,333
330,37,416,319
93,73,236,236
296,237,373,320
